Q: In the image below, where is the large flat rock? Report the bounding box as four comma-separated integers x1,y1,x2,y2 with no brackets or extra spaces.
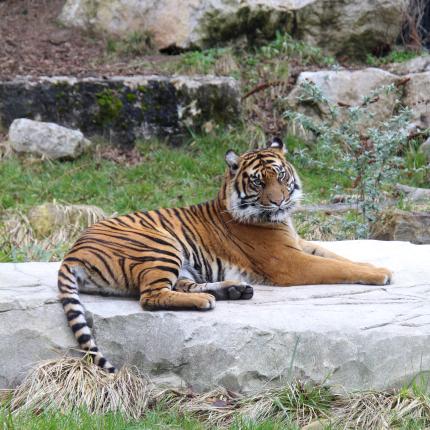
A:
1,240,429,392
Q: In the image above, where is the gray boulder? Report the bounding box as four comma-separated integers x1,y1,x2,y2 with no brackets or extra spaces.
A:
285,68,399,132
59,0,407,56
387,55,430,75
371,209,430,244
1,241,430,393
296,0,408,58
402,72,430,130
421,137,430,161
9,119,90,159
395,184,430,203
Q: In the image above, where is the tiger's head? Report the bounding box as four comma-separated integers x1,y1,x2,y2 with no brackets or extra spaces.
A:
223,138,302,224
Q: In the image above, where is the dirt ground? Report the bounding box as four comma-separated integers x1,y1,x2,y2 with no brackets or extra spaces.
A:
0,0,171,80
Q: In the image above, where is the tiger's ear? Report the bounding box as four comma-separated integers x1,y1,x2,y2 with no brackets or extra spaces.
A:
225,149,239,173
268,137,287,153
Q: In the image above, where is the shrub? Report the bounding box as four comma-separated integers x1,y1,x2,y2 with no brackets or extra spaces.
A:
285,81,412,237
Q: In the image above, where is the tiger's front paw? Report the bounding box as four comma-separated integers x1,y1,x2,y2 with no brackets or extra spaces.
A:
194,293,216,310
366,267,392,285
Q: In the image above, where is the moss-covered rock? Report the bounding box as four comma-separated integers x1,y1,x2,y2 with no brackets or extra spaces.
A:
59,0,407,57
27,203,107,239
0,75,241,146
370,208,430,244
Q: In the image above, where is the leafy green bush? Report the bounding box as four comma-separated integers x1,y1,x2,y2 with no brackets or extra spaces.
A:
285,81,413,236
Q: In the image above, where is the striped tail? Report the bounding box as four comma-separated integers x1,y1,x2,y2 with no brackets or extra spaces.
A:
57,262,116,373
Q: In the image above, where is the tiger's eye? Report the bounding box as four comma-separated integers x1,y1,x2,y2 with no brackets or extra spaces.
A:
252,177,263,187
278,170,286,181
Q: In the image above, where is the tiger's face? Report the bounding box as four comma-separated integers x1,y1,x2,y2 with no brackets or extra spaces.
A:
224,138,302,223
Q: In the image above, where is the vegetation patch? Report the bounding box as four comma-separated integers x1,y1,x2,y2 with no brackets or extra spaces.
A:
95,88,124,126
105,31,153,57
1,123,428,263
2,357,430,430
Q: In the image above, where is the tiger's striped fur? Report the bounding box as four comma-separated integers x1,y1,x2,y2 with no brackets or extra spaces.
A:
58,138,392,372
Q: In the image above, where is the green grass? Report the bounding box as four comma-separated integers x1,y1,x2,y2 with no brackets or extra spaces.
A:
154,32,336,92
1,129,428,263
0,130,350,263
105,31,153,57
366,48,423,66
0,131,347,217
0,405,302,430
0,133,249,215
0,407,206,430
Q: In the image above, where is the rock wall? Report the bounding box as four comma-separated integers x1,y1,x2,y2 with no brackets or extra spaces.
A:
0,75,240,145
59,0,408,57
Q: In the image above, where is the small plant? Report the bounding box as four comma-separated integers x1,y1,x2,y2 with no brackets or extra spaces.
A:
106,31,152,57
286,81,412,237
366,48,422,66
259,31,336,67
96,89,123,126
273,381,333,425
179,49,226,74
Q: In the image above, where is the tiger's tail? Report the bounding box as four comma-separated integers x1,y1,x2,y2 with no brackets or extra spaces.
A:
57,261,116,373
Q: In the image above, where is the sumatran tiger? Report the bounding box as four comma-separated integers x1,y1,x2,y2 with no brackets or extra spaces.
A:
58,138,392,372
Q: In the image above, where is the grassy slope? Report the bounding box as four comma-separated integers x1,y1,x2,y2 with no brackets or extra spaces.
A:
0,132,344,216
1,129,428,262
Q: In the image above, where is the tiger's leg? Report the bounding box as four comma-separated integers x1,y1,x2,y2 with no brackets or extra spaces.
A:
279,251,391,286
175,278,254,300
139,269,216,311
299,239,374,267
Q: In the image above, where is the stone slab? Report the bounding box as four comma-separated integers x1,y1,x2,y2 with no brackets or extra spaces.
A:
1,240,430,392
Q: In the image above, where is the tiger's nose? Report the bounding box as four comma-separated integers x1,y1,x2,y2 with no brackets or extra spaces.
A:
269,197,284,207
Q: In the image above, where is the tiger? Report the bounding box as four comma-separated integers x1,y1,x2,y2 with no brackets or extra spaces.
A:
58,137,392,373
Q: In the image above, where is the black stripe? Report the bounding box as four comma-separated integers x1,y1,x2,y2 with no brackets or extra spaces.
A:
91,249,116,282
62,297,81,306
67,310,83,321
77,334,91,344
71,322,87,333
119,257,130,290
148,277,172,286
216,258,223,282
152,265,179,277
58,284,76,294
59,272,74,284
124,214,136,222
158,214,190,260
63,264,73,275
143,211,157,225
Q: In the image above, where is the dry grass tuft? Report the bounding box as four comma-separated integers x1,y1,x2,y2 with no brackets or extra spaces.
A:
0,389,13,404
0,140,13,161
0,203,108,261
156,387,242,427
5,357,430,428
334,387,430,429
10,356,153,420
155,381,333,428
